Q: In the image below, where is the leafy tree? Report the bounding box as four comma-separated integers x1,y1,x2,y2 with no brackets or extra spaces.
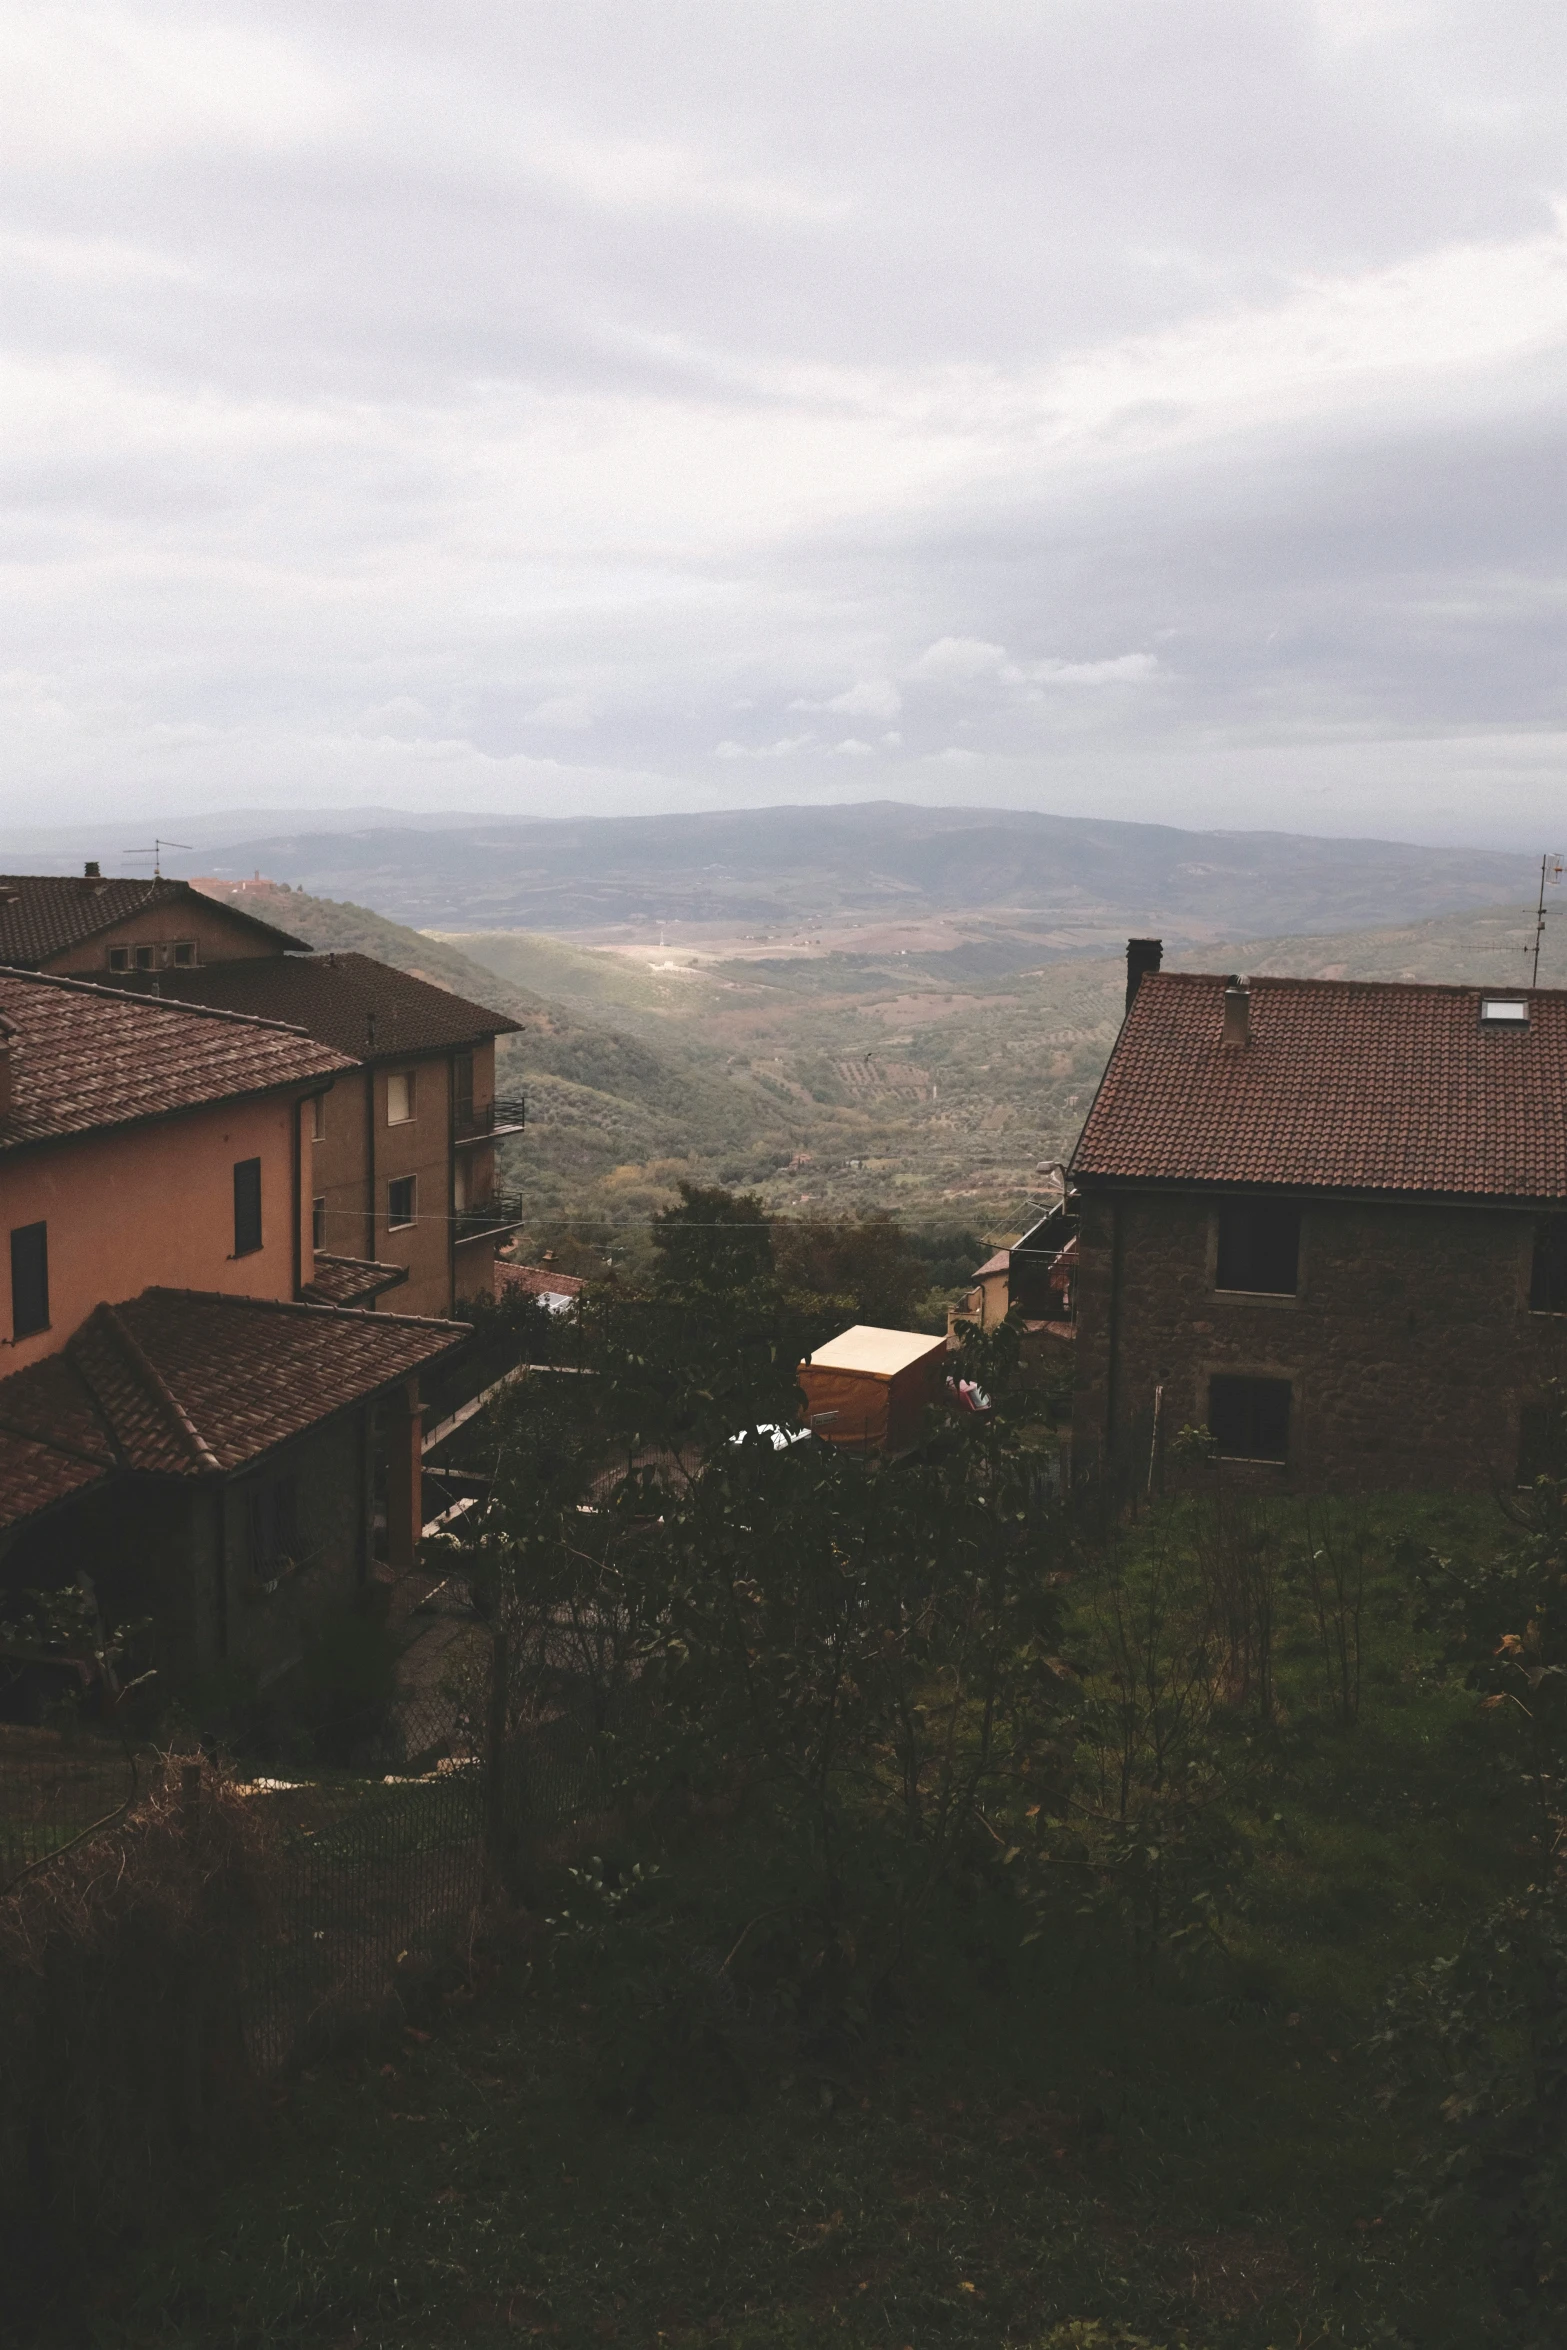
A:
1415,1383,1567,1832
1376,1882,1567,2342
773,1208,927,1329
650,1181,774,1298
428,1291,1070,2045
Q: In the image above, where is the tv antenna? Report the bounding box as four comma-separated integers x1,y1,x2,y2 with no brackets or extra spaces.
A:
121,838,192,880
1533,853,1564,986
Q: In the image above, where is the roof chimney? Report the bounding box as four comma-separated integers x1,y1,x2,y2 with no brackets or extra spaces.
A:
83,860,100,879
1222,978,1251,1048
1125,936,1162,1012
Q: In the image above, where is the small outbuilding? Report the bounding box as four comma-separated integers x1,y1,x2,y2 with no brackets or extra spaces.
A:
797,1325,949,1453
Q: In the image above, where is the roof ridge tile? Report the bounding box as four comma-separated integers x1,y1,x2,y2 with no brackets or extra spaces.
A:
80,1303,219,1471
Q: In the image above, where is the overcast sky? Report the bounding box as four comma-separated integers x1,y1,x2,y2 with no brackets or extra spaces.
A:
2,0,1565,845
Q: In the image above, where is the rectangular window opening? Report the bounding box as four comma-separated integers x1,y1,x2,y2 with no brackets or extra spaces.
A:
1209,1374,1291,1463
386,1071,415,1125
1481,998,1529,1024
1215,1201,1301,1295
387,1175,416,1229
312,1196,327,1250
1530,1217,1567,1313
106,946,129,973
311,1093,326,1141
171,941,195,967
133,944,156,972
233,1157,263,1257
1517,1403,1563,1486
453,1049,474,1127
10,1221,49,1340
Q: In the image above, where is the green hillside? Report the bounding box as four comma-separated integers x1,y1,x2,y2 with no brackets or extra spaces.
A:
210,881,1557,1255
204,883,802,1237
446,899,1556,1247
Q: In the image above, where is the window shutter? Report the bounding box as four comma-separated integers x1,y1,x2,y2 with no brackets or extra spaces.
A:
9,1222,48,1338
234,1158,263,1256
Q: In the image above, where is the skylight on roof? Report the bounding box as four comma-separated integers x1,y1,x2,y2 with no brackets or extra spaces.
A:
1480,998,1529,1024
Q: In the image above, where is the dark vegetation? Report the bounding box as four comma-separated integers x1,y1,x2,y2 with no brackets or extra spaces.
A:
15,1211,1565,2349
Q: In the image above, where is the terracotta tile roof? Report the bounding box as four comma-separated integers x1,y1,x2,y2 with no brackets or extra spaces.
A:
140,951,521,1059
971,1250,1010,1280
0,873,307,966
0,1429,112,1529
72,1290,469,1476
1072,972,1567,1201
0,1289,470,1532
0,969,349,1155
495,1261,585,1302
301,1254,410,1307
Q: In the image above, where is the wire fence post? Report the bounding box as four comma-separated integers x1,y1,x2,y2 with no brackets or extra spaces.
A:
483,1626,511,1899
178,1759,206,2139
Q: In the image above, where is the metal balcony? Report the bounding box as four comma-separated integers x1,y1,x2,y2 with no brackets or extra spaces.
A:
452,1094,527,1146
453,1192,527,1247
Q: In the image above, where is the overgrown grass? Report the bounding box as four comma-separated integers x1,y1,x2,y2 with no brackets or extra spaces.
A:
41,1494,1536,2350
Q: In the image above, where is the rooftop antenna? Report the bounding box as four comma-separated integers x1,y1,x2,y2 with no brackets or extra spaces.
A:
1533,853,1563,987
121,837,192,880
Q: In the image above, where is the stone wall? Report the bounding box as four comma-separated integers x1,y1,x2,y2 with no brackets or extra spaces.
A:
1072,1185,1567,1493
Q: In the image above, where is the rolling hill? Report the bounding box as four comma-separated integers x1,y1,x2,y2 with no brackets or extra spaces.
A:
190,802,1537,950
200,874,1560,1261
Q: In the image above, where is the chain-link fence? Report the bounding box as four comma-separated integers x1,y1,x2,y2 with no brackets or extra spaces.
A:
0,1722,138,1893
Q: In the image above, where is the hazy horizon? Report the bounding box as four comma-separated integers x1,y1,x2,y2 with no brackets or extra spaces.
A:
2,4,1564,846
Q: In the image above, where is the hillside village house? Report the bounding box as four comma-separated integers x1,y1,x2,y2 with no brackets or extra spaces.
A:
128,954,525,1318
0,866,312,978
1069,944,1567,1493
0,971,470,1694
0,869,524,1319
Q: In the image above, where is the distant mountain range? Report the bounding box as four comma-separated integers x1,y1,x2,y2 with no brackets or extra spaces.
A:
131,803,1540,948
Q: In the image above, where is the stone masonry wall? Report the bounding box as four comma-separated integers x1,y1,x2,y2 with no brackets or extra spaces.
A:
1072,1186,1567,1493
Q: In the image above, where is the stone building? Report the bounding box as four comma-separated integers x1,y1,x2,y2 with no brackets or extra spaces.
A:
1069,947,1567,1493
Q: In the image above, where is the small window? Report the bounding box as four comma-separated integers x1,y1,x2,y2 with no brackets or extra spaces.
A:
312,1196,327,1250
1209,1374,1291,1463
134,945,156,972
233,1157,263,1257
386,1071,415,1125
311,1093,326,1142
171,941,195,968
106,946,130,974
1530,1217,1567,1312
453,1049,474,1126
1517,1403,1563,1486
10,1221,49,1339
247,1476,301,1577
1480,998,1529,1024
1216,1201,1301,1295
387,1175,416,1229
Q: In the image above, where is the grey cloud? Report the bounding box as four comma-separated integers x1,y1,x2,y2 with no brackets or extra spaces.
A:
0,1,1564,844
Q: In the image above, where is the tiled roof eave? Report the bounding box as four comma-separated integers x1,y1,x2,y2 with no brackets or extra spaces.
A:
0,1066,347,1161
1068,1168,1564,1210
142,1285,472,1333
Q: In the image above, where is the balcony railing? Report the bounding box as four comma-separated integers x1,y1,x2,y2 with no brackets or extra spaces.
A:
453,1191,527,1245
453,1094,527,1144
